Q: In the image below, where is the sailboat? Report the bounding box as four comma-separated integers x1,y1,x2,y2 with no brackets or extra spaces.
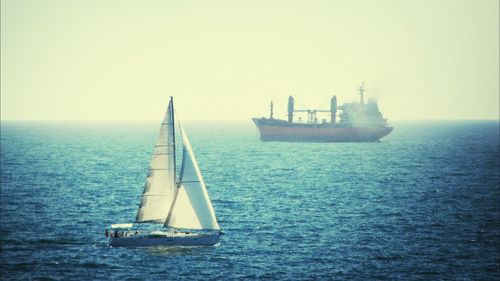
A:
107,97,222,247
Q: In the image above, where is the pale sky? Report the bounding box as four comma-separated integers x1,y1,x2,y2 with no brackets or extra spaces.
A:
1,0,499,121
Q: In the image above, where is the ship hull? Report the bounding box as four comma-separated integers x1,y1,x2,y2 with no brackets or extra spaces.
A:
109,232,220,247
253,118,393,142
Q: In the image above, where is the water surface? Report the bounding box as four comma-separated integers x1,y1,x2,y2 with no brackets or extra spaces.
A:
1,120,499,280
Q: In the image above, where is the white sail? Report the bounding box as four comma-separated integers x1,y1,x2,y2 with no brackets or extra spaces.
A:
135,100,176,223
165,125,220,230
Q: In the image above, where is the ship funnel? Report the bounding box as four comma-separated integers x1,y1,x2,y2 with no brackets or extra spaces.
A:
330,95,337,124
287,96,294,123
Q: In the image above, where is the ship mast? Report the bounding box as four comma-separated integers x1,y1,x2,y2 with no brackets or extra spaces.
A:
269,101,274,119
331,95,337,125
287,96,294,123
358,82,365,105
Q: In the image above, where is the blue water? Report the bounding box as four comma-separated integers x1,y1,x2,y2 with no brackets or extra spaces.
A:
1,120,499,280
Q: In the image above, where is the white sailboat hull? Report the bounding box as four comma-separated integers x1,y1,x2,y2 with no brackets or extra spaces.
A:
108,232,220,247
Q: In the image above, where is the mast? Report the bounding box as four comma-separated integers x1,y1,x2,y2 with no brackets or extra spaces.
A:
358,82,365,105
287,96,294,123
331,95,337,125
269,101,274,119
164,97,179,228
170,97,176,186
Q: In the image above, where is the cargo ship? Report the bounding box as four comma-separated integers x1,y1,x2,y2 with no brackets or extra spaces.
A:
252,84,393,142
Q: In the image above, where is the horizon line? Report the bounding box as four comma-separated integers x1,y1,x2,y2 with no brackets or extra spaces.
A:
1,118,499,122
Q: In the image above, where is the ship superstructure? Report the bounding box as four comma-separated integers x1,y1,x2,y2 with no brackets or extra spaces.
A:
252,84,393,142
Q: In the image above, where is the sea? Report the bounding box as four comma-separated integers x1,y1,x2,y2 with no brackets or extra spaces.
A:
1,120,499,280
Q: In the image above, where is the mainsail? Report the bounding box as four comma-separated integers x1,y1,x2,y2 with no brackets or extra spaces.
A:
164,125,220,231
135,100,176,223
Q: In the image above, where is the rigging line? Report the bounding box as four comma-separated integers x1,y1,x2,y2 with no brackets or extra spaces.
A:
315,97,332,111
294,97,308,111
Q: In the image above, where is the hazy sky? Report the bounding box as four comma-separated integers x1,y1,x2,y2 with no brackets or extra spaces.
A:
1,0,498,121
